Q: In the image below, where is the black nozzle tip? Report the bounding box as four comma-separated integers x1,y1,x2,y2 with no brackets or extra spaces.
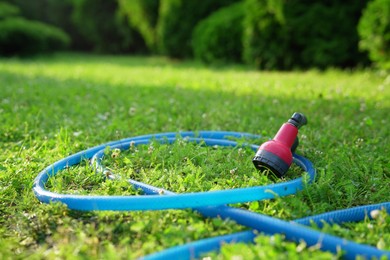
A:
288,112,307,129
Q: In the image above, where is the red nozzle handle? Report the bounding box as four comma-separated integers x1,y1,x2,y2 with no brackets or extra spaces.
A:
252,112,307,177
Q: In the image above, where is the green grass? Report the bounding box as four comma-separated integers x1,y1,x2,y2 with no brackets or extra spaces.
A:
0,52,389,259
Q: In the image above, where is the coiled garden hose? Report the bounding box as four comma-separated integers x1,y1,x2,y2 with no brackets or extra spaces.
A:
32,131,390,259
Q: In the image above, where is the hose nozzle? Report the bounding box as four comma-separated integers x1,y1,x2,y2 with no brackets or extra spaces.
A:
252,112,307,177
287,112,307,129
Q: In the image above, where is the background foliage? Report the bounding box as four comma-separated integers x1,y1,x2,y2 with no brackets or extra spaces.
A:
1,0,388,70
118,0,160,53
358,0,390,70
71,0,146,54
243,0,367,70
3,0,85,49
0,2,20,18
156,0,239,58
192,2,244,64
242,0,289,69
0,2,70,56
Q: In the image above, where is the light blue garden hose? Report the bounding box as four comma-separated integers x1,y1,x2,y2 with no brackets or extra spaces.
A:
32,131,390,259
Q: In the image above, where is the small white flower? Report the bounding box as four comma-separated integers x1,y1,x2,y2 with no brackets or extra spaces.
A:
73,131,82,137
97,112,109,121
111,148,121,158
230,168,237,174
370,209,380,219
148,145,154,154
128,107,136,116
360,102,366,112
377,238,385,250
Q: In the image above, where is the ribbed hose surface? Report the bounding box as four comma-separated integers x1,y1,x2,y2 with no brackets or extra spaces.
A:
32,131,390,259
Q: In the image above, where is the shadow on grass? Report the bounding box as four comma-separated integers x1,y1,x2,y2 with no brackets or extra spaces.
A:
0,67,388,152
2,52,253,72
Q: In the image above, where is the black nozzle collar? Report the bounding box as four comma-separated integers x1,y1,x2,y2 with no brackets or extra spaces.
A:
288,112,307,129
253,150,290,178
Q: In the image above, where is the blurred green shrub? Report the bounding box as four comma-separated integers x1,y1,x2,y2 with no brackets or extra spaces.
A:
118,0,159,53
0,2,20,19
72,0,146,53
0,17,70,56
157,0,239,58
243,0,367,70
358,0,390,69
243,0,289,69
192,2,244,64
3,0,88,50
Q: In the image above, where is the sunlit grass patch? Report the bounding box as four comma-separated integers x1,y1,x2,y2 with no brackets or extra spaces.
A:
0,53,389,259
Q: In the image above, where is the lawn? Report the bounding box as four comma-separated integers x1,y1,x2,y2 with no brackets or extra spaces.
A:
0,53,389,259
